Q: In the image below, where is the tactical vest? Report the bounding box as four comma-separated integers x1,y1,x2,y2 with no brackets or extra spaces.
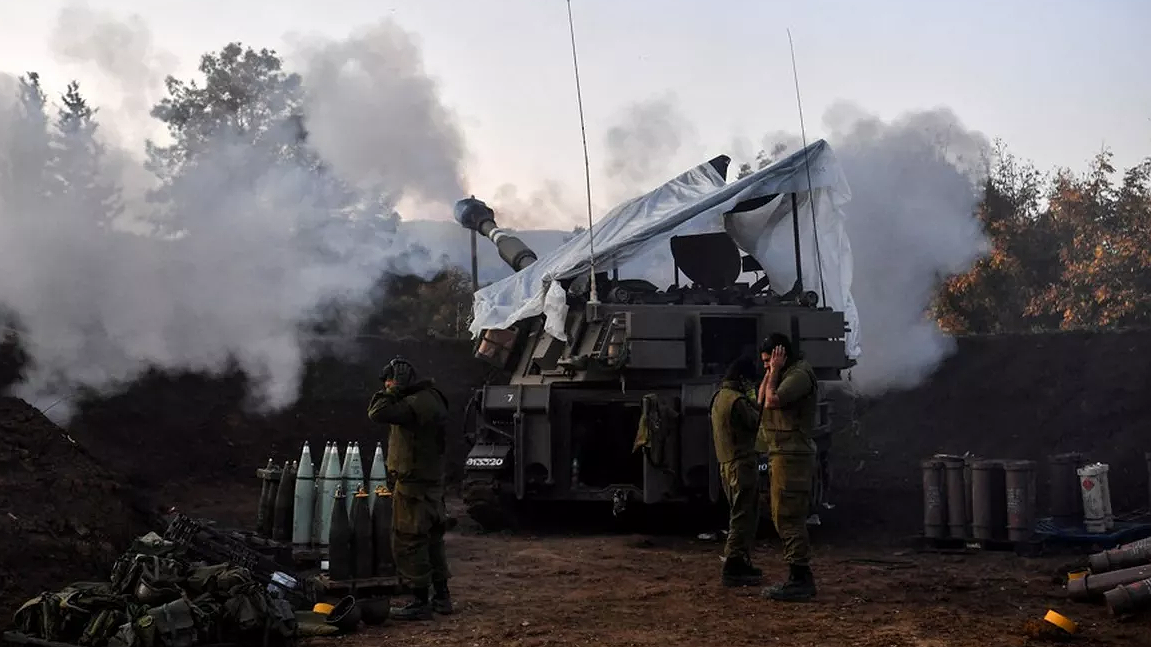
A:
758,359,818,455
386,385,449,485
709,381,758,464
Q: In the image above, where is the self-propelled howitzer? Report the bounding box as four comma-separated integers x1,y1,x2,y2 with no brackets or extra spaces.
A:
456,152,852,531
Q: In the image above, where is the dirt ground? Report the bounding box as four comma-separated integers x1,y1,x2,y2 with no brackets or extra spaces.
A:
3,330,1151,644
371,534,1143,647
171,485,1151,647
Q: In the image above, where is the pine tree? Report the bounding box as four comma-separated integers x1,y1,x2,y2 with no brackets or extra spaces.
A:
0,73,55,220
52,80,123,229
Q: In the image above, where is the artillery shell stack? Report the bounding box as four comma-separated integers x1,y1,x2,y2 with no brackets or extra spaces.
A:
251,440,397,573
920,454,1040,552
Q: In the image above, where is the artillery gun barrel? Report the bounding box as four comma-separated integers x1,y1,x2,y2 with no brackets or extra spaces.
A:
454,155,731,274
454,197,538,272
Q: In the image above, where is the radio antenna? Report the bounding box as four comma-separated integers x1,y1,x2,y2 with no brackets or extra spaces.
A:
787,28,826,306
566,0,599,304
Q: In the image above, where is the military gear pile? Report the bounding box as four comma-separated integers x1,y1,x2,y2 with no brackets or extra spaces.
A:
10,532,296,647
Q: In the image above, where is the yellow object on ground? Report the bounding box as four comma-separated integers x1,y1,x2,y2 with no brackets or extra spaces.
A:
1043,609,1078,634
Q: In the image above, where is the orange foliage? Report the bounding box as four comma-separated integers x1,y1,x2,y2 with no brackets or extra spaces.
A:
934,144,1151,333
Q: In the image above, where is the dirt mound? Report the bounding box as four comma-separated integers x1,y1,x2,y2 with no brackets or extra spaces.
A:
0,397,156,614
0,331,26,393
67,338,494,495
835,329,1151,532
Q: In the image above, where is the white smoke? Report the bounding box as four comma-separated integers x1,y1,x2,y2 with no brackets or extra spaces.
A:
603,92,698,202
49,2,177,151
0,7,468,417
490,181,584,230
762,101,990,395
481,94,699,234
288,21,467,207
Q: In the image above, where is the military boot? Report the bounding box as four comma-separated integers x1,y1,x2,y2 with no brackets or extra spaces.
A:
721,554,763,587
391,587,434,621
761,564,817,602
431,580,454,615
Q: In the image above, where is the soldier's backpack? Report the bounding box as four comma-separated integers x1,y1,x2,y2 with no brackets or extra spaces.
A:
13,582,139,646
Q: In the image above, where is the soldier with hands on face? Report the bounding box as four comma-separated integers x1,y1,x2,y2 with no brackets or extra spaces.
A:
368,356,454,620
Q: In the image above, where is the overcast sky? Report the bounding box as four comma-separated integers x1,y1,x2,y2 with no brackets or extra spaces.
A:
2,0,1149,222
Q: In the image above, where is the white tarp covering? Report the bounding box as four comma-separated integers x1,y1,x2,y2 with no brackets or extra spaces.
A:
469,139,861,361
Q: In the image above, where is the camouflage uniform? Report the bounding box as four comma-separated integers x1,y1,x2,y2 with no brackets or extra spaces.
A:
710,378,763,587
759,358,819,601
368,378,452,619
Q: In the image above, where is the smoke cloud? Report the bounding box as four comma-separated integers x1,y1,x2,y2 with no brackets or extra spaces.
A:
490,181,583,231
483,93,700,237
603,92,697,202
762,101,989,395
48,2,176,149
289,21,468,207
0,7,468,418
483,92,700,235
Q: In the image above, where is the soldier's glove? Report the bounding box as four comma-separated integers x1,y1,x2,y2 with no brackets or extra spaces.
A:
382,356,416,390
391,361,414,389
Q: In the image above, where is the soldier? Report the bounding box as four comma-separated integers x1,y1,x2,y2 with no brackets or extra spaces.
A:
367,356,454,620
757,333,819,602
709,355,764,587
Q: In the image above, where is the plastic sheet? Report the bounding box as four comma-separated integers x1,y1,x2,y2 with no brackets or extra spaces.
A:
468,140,860,361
